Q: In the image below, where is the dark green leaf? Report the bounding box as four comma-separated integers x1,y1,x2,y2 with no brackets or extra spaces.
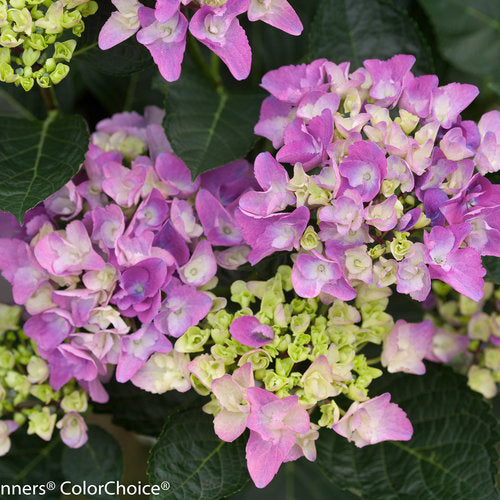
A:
95,381,205,436
77,38,153,76
0,86,37,120
488,81,500,96
0,112,89,224
246,0,320,80
0,425,123,499
231,459,358,500
61,425,124,499
162,66,263,179
148,408,249,499
309,0,433,74
316,364,500,499
73,0,153,76
418,0,500,79
0,433,64,500
483,256,500,285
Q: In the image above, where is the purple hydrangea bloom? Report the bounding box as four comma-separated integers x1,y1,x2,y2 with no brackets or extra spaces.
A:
112,257,169,324
339,141,387,202
291,252,356,301
116,323,172,383
154,280,213,337
235,206,309,264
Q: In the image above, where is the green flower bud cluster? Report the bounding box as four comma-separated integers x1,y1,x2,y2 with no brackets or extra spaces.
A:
427,281,500,398
0,304,88,453
0,0,98,90
176,267,394,428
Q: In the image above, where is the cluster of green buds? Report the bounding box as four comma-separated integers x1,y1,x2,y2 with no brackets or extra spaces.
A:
426,281,500,398
0,304,89,456
0,0,98,90
175,266,394,428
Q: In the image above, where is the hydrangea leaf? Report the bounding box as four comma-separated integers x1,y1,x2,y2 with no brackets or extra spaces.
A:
316,364,499,499
61,426,124,500
0,426,122,499
73,1,153,76
483,256,500,285
247,0,319,75
418,0,500,79
0,112,89,224
0,433,64,500
162,66,264,179
95,380,205,437
148,408,249,499
309,0,433,74
232,460,357,500
0,87,37,120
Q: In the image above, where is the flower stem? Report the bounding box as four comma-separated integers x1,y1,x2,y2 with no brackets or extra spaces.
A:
40,86,59,112
187,35,223,91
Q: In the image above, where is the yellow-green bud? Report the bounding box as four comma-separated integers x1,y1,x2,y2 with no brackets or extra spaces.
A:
459,294,481,316
0,62,17,82
413,209,431,229
301,225,320,251
61,390,88,413
468,313,491,341
368,244,386,259
432,281,451,297
30,384,55,404
381,178,400,197
275,358,294,377
230,281,255,308
49,62,69,84
290,313,310,335
262,371,290,392
0,305,21,334
484,347,500,371
238,349,272,370
27,408,57,441
53,39,76,61
175,326,210,353
390,232,412,260
26,356,49,384
467,366,497,398
318,400,340,427
21,47,39,66
288,343,309,363
396,109,419,135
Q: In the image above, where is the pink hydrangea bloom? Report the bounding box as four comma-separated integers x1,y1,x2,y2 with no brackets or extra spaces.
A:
239,152,295,216
98,0,141,50
229,316,274,347
247,0,302,35
235,206,309,264
381,319,434,375
189,0,251,80
245,387,310,488
57,413,88,449
339,141,387,202
424,224,486,301
211,362,254,442
291,252,356,301
333,393,413,447
136,7,188,82
34,221,105,277
154,280,213,337
116,323,172,382
0,239,48,304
